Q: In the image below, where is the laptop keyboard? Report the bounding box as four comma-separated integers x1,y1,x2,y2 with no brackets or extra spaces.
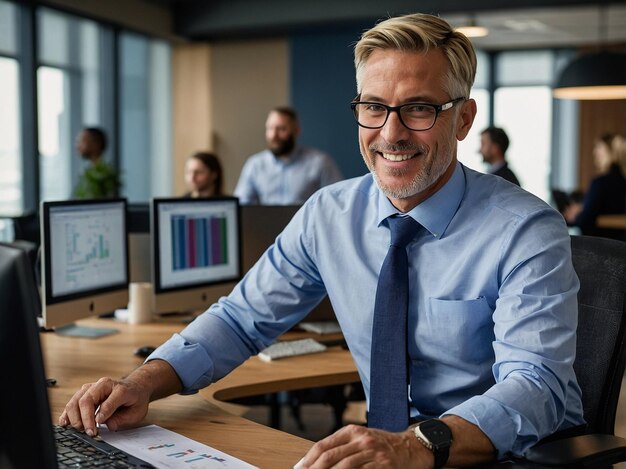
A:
54,425,154,468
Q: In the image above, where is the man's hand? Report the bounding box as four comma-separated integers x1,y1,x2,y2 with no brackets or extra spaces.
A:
297,424,434,468
59,376,150,437
58,359,183,437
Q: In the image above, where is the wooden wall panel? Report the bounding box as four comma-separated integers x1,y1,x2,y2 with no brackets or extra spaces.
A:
578,100,626,191
172,44,213,196
210,40,289,194
576,43,626,191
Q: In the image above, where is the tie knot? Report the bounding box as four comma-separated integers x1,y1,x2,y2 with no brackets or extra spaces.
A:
387,216,420,248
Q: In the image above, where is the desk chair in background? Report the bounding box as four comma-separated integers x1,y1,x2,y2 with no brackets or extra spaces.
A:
486,235,626,468
12,211,40,246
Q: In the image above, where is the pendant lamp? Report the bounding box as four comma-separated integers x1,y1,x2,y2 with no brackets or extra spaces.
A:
553,6,626,100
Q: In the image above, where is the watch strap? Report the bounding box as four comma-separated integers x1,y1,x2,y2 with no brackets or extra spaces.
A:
433,445,449,469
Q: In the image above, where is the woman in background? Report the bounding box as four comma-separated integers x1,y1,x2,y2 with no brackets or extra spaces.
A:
183,151,224,198
565,133,626,241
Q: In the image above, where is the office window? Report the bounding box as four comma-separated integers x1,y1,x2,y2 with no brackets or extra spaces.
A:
119,32,172,201
496,50,554,85
458,50,490,172
0,1,21,215
0,57,21,215
495,86,552,201
0,1,17,55
37,8,111,201
494,51,555,201
37,66,71,201
458,89,490,172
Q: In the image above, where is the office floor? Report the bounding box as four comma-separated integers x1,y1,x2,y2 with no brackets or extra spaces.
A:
241,375,626,467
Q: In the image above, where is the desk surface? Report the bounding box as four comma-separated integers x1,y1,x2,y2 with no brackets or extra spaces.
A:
42,317,359,469
596,214,626,230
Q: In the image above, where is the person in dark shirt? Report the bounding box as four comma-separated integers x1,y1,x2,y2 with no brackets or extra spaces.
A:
565,133,626,241
73,127,120,199
480,127,520,186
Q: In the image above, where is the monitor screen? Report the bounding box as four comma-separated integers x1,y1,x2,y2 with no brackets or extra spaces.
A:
0,243,57,467
152,197,241,314
40,199,129,329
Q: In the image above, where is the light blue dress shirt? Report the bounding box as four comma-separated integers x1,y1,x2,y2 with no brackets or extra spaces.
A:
151,162,585,458
233,145,343,205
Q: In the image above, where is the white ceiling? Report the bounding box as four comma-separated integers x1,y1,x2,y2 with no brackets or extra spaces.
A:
444,4,626,50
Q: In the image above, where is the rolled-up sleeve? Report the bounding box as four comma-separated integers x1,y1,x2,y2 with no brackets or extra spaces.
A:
146,205,327,394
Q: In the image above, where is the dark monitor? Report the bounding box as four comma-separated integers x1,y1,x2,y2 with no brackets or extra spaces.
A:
240,205,336,322
152,197,241,314
240,204,301,272
127,202,150,233
127,202,151,283
40,199,129,333
0,243,57,467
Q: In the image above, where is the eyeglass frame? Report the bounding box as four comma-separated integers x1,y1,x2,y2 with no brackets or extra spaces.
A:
350,97,466,131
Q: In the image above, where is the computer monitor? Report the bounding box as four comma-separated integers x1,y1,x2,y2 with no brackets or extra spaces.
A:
240,204,301,272
152,197,241,314
0,243,57,467
240,205,336,322
40,199,129,334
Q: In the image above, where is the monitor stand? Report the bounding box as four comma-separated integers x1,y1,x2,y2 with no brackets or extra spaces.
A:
54,323,118,338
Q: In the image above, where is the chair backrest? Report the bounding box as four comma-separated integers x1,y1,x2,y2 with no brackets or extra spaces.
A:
571,235,626,434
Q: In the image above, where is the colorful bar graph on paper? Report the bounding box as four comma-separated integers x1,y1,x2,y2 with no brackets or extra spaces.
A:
171,214,229,270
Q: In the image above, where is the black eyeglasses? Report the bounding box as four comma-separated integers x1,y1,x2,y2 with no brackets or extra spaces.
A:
350,97,466,131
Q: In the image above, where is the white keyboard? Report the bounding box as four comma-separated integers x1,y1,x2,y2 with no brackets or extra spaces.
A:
298,320,342,335
258,338,327,362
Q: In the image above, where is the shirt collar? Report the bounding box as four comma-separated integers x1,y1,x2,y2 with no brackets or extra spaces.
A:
376,161,466,239
488,161,506,173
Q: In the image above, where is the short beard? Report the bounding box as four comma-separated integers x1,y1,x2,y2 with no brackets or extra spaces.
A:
269,135,296,157
363,141,454,200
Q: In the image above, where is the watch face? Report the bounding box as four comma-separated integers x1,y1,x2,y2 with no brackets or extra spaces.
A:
418,419,452,448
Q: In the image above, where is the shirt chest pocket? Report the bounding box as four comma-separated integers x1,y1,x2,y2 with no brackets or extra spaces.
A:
420,297,495,364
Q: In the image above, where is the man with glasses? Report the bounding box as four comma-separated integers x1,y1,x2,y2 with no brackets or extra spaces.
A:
60,13,584,468
234,106,343,205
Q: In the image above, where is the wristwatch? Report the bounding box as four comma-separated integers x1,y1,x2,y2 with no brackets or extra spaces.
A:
413,419,452,468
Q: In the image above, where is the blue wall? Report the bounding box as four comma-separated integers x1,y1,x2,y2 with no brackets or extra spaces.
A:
290,28,368,180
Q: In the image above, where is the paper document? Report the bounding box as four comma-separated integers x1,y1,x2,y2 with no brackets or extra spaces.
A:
100,424,258,468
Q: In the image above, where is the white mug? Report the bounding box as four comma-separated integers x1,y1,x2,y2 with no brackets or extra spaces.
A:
128,282,153,324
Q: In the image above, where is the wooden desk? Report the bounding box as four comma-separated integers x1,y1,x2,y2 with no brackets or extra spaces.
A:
42,317,359,469
596,214,626,230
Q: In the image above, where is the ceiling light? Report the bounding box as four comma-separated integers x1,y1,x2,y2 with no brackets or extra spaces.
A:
455,15,489,38
456,25,489,38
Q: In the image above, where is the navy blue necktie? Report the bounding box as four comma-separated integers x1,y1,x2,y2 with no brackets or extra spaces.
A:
368,215,420,432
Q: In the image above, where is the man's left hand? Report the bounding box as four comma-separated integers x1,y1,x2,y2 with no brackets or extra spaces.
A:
297,424,434,468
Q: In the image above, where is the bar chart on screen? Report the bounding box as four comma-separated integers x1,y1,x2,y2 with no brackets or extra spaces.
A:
170,213,230,271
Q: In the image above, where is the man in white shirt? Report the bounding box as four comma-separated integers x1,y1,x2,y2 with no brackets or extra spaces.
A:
234,107,343,205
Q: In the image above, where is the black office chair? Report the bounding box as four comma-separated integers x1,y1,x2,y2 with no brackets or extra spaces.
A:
12,211,40,246
503,235,626,468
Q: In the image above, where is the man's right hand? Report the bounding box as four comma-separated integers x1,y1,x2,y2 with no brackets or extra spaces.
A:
59,376,150,437
59,359,183,437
